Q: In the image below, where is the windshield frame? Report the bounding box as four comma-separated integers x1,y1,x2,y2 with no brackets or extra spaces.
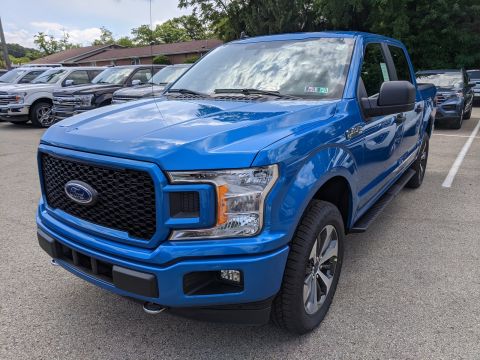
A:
169,37,355,100
92,67,134,85
32,69,68,84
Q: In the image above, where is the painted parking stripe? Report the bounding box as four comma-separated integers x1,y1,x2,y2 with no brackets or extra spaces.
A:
442,119,480,188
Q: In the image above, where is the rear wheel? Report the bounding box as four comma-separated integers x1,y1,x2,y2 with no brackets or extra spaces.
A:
406,134,429,189
271,200,344,334
30,101,55,128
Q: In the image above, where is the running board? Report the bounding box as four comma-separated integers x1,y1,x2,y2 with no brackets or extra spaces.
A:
350,169,416,233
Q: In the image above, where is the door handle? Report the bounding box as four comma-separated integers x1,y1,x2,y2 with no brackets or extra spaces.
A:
415,104,424,113
394,114,406,124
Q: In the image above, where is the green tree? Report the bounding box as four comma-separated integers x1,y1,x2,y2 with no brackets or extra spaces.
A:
152,55,171,64
131,24,156,46
92,26,115,45
116,36,134,47
155,20,190,43
34,31,79,55
184,55,200,63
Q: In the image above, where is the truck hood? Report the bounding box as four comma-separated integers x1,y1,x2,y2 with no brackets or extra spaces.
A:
41,97,338,170
56,83,123,96
114,85,165,98
0,83,55,93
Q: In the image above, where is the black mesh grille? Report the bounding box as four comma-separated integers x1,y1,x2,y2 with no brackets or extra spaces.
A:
169,192,200,218
41,153,156,240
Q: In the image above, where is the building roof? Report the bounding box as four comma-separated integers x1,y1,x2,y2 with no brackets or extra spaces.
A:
80,39,223,62
28,44,122,65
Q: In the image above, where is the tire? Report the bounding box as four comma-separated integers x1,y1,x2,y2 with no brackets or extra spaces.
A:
30,101,55,128
451,109,463,129
271,200,344,334
464,106,472,120
406,134,429,189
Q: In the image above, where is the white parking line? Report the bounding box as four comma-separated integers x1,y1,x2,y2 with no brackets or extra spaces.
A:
442,119,480,188
434,133,480,139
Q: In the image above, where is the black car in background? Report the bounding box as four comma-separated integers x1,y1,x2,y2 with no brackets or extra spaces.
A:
51,65,164,120
112,64,191,103
416,69,474,129
467,69,480,103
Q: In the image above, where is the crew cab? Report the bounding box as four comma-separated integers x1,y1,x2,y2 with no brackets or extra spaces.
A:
112,64,191,103
51,65,164,121
36,32,435,334
0,67,103,127
0,67,50,87
416,69,474,129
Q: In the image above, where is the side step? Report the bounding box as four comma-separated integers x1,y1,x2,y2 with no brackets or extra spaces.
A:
350,169,416,233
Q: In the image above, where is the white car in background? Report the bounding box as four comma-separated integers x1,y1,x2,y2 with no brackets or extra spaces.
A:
0,67,50,87
0,67,104,127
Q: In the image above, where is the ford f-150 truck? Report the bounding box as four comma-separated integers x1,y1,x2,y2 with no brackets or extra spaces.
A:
0,67,103,127
36,32,435,334
112,64,190,104
0,67,49,87
51,65,164,121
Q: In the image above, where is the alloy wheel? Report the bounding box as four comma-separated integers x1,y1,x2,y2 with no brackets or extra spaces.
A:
37,105,55,127
303,224,339,315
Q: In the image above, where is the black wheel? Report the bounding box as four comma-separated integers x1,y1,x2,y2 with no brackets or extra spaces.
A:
271,200,344,334
406,134,429,189
464,106,472,120
451,109,463,129
30,101,55,128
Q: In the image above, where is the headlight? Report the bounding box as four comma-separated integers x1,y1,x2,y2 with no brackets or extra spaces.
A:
167,165,279,240
9,92,26,103
75,94,93,107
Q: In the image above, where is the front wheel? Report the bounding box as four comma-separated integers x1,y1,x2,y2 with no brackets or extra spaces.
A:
30,101,55,128
271,200,344,334
406,134,429,188
451,109,464,129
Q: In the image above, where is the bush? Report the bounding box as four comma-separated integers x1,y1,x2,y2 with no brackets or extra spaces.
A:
184,55,200,64
152,55,171,65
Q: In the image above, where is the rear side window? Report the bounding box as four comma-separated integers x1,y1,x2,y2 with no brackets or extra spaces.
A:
389,46,413,82
18,70,44,84
360,43,390,97
65,70,90,85
130,69,153,84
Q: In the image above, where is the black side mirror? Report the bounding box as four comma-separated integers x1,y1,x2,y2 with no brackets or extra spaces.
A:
362,81,416,117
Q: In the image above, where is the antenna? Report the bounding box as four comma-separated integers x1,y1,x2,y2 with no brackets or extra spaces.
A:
149,0,154,98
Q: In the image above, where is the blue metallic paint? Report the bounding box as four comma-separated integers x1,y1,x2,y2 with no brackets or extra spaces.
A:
37,31,434,307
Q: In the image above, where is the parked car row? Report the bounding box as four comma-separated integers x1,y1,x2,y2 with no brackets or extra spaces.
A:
0,64,191,127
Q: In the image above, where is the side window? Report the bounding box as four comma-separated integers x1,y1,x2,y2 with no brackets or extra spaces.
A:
65,70,90,85
130,69,152,84
360,43,390,97
388,46,413,82
18,71,44,83
88,70,103,80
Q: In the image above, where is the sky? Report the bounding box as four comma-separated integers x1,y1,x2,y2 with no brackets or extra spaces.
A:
2,0,190,49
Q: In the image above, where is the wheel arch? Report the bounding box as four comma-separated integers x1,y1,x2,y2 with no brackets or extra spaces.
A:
29,97,52,118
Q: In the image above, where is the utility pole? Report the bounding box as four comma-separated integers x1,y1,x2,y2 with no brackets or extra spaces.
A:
0,17,12,70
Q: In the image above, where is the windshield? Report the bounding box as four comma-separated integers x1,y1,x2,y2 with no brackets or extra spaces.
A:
170,37,355,99
468,70,480,81
416,72,463,88
0,69,27,83
150,66,189,85
92,68,133,85
32,69,67,84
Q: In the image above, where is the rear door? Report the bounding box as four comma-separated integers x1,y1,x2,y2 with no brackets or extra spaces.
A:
386,45,421,160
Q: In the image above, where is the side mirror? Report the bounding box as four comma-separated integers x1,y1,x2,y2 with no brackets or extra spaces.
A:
362,81,416,117
64,79,74,87
131,79,141,86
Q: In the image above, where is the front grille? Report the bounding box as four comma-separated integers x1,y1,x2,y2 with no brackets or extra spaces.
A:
435,94,447,104
112,95,138,103
0,92,15,106
52,95,78,114
41,153,157,240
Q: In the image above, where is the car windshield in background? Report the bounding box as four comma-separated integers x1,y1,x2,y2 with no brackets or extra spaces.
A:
170,37,355,99
468,70,480,80
416,72,463,88
32,69,67,84
92,68,133,85
0,69,27,83
150,66,189,85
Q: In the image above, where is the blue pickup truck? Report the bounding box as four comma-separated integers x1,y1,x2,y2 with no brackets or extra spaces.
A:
36,32,435,334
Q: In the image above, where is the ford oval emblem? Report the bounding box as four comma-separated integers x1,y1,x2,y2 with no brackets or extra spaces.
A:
64,180,97,205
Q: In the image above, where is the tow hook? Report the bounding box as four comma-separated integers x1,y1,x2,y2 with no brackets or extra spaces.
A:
143,302,167,315
50,259,59,266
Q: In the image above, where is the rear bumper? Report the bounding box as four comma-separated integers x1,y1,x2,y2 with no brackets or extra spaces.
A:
37,212,289,310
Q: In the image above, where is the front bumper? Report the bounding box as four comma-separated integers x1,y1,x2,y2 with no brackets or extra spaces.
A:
37,208,289,309
0,104,29,121
435,98,463,121
52,106,95,120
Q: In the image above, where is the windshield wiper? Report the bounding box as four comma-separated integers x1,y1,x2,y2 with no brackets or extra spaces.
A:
214,88,299,99
166,88,208,96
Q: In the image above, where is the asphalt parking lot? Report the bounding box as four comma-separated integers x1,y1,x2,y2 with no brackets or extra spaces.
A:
1,109,479,360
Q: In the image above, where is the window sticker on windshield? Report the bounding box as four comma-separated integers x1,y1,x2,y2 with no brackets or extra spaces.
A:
380,63,390,81
304,86,329,94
